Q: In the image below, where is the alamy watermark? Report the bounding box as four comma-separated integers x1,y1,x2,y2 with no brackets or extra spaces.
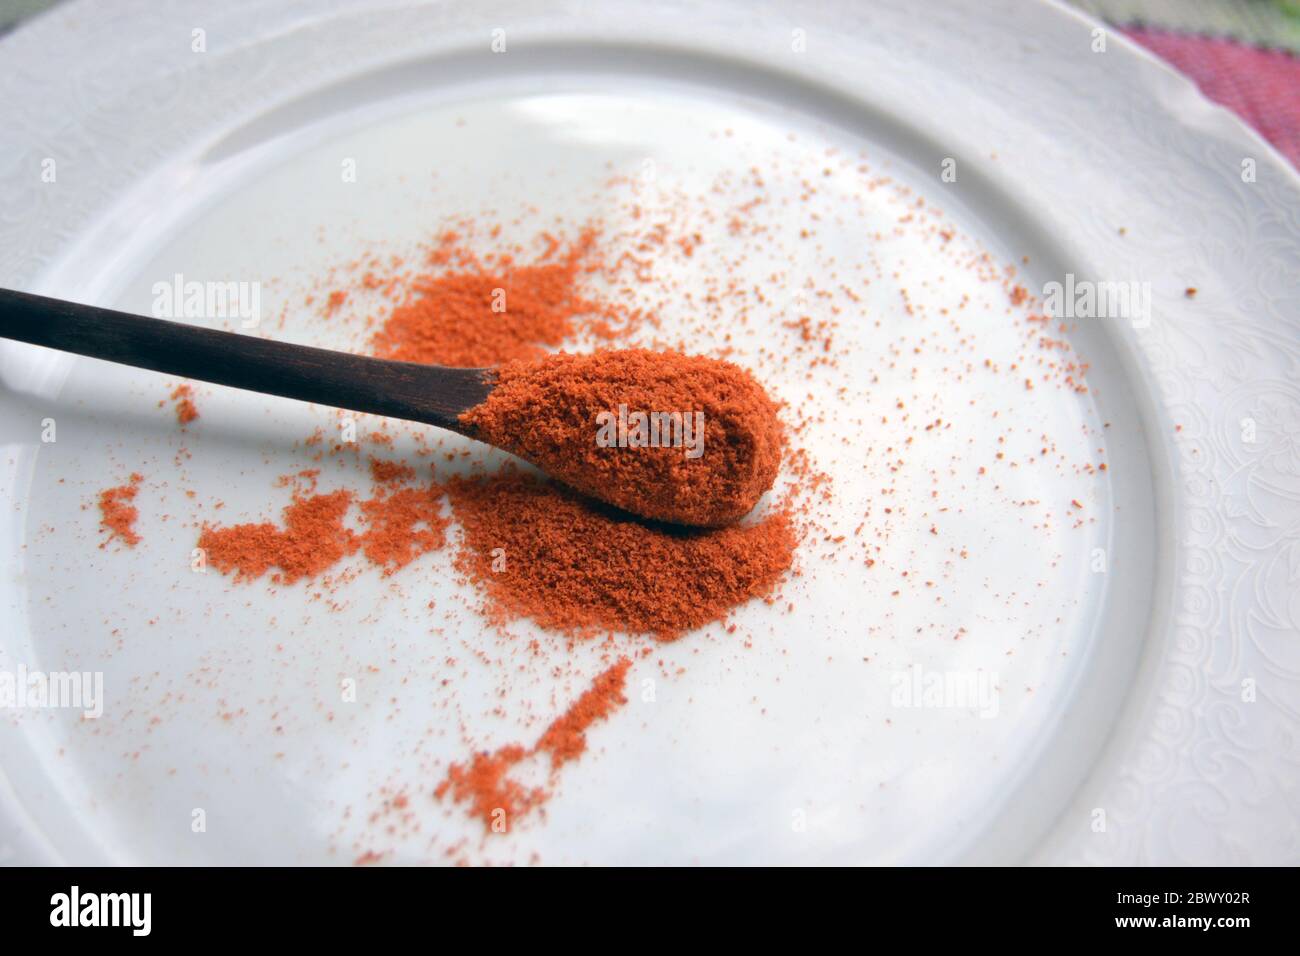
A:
152,273,261,329
1042,274,1150,328
50,886,150,936
890,664,999,719
596,405,705,459
0,664,103,719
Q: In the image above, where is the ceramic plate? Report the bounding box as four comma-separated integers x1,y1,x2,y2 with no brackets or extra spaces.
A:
1,0,1297,865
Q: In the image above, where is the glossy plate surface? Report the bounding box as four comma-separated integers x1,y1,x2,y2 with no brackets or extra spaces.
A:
0,0,1296,865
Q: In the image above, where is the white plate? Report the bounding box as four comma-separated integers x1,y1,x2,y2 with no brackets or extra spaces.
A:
1,0,1296,865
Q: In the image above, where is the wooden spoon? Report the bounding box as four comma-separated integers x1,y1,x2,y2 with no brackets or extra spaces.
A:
0,289,782,527
0,288,492,436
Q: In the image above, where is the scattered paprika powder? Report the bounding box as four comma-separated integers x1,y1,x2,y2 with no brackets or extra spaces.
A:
170,384,199,426
197,466,448,583
370,230,618,368
97,473,143,548
435,657,633,832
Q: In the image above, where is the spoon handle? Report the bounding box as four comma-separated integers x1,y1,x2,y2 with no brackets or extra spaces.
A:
0,288,492,433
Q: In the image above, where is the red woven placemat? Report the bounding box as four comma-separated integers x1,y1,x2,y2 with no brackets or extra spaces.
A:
1124,26,1300,168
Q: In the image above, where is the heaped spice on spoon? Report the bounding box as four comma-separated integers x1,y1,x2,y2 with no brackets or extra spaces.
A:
461,348,784,526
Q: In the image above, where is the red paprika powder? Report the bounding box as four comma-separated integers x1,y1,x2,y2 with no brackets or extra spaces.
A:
369,229,618,368
97,473,143,548
461,348,784,527
197,465,449,583
443,470,794,640
435,657,633,831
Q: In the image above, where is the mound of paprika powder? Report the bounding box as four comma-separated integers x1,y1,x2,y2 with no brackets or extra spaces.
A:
444,469,795,640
